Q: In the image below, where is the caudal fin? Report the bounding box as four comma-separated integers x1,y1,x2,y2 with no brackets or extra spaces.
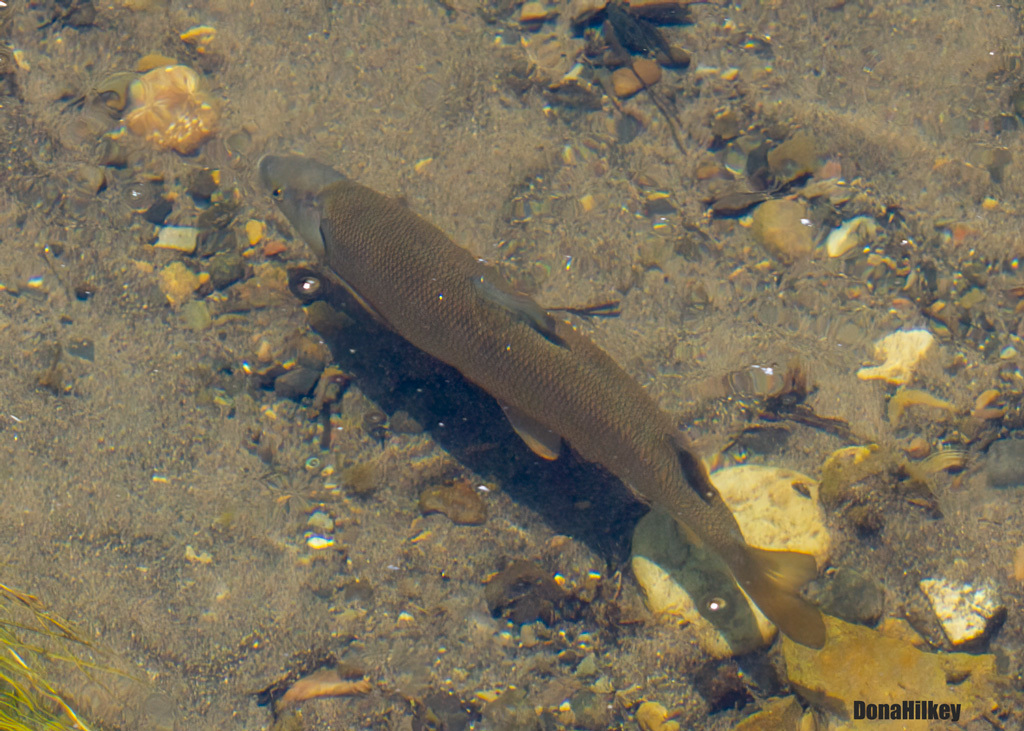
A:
735,547,826,649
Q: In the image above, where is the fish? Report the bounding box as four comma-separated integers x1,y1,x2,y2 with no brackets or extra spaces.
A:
259,154,827,649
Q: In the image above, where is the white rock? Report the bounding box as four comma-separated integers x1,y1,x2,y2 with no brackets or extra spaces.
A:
154,225,199,254
919,577,1004,646
824,215,879,258
856,329,935,385
631,464,830,657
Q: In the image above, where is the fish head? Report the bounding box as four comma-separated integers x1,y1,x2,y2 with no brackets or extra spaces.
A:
258,154,345,259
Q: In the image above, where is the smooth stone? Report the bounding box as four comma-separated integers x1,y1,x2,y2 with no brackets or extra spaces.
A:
816,568,884,626
750,199,814,262
985,438,1024,487
611,67,644,98
154,225,199,254
631,465,830,657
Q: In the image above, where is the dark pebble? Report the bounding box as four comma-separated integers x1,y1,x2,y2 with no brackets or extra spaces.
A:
816,568,883,626
986,438,1024,487
142,197,174,225
419,482,487,525
414,691,472,731
207,251,245,290
693,660,751,712
274,367,320,400
390,410,424,434
484,560,567,625
187,168,220,203
481,688,540,731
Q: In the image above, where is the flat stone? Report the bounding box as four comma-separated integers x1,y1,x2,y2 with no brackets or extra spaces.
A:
783,616,999,729
631,465,830,657
985,438,1024,487
154,225,199,254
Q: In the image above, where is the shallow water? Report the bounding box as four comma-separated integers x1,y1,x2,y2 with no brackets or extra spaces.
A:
1,0,1023,729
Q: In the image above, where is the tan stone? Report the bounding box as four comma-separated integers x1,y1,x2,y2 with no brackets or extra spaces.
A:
611,67,644,98
750,198,814,262
632,58,662,86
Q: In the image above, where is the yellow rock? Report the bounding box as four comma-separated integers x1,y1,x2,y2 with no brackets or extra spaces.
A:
245,219,266,246
783,616,999,729
632,465,829,657
158,261,200,307
124,65,218,154
179,25,216,53
856,329,935,385
635,701,679,731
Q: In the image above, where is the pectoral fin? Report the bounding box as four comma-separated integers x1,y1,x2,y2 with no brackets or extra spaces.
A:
499,402,561,460
473,275,566,347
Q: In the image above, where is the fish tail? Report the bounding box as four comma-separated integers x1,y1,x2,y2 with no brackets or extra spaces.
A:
734,546,827,649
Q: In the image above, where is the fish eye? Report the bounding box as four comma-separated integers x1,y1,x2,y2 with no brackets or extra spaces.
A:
297,276,321,295
271,187,284,199
705,596,727,613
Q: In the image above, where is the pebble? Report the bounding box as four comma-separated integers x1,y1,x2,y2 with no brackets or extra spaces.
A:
766,132,819,184
179,300,211,331
611,67,644,98
631,465,830,656
519,1,556,25
919,577,1005,647
419,481,487,525
158,261,202,307
635,701,679,731
568,0,607,24
632,58,662,86
750,199,814,262
824,215,879,258
245,219,266,246
484,560,566,625
307,511,335,533
856,329,935,385
154,225,199,254
481,688,538,731
984,438,1024,487
732,696,802,731
816,568,883,626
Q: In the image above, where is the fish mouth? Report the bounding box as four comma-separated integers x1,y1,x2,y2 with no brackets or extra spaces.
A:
258,154,347,259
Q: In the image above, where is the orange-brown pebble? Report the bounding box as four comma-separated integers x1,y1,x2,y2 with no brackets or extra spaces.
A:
611,67,644,98
136,53,178,73
904,436,930,460
262,239,287,257
632,58,662,86
124,65,218,154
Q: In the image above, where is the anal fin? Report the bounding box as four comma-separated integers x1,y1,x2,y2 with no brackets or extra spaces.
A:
499,401,561,460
